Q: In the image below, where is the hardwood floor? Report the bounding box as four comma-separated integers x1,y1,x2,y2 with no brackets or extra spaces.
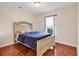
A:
0,43,77,56
54,43,77,56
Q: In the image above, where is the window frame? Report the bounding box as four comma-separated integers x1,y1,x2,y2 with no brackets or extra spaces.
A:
44,15,55,35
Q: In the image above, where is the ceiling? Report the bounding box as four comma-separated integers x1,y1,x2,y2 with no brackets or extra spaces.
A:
0,2,76,14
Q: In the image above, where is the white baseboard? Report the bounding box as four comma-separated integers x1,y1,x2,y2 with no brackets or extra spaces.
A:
0,41,77,48
0,43,14,48
56,41,77,47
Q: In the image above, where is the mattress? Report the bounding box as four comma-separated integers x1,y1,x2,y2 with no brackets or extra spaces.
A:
18,32,52,49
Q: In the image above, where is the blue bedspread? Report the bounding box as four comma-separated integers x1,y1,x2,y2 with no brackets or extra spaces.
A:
18,32,52,49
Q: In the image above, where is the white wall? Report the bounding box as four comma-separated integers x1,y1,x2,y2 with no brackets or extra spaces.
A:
0,5,35,47
33,4,77,47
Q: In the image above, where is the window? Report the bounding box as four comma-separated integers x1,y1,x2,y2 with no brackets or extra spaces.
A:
45,16,55,35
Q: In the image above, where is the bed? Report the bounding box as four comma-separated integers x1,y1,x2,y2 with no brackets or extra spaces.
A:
13,21,55,56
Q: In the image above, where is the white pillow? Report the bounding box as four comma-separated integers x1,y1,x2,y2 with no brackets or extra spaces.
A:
20,30,26,33
26,29,32,32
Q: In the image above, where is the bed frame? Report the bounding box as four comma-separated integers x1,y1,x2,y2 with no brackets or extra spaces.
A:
13,21,55,56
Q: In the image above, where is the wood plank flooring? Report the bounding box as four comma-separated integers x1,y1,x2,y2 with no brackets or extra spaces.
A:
0,43,77,56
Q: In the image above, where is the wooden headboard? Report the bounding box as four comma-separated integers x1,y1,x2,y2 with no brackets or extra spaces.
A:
13,21,32,43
